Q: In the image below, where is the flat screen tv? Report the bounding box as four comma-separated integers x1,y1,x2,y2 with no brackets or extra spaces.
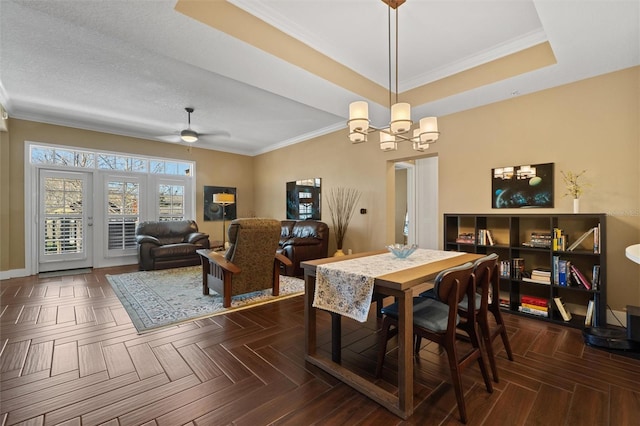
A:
492,163,554,208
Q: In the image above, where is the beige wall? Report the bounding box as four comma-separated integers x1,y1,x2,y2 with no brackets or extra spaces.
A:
0,119,254,271
254,67,640,310
1,67,638,310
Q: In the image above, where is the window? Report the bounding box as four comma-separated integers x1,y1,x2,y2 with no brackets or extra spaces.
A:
30,143,195,261
107,180,139,251
31,146,94,169
158,184,185,221
98,154,147,172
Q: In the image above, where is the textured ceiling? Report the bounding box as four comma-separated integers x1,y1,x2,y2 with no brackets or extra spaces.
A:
0,0,638,155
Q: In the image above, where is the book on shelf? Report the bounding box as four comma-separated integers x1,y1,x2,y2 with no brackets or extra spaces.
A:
512,258,525,279
476,229,495,246
522,277,551,285
592,265,601,291
567,227,595,251
553,228,568,251
499,260,511,278
556,259,570,286
570,265,592,290
553,297,572,321
593,223,601,254
585,299,595,326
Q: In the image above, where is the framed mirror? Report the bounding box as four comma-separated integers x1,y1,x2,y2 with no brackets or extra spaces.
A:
286,178,321,220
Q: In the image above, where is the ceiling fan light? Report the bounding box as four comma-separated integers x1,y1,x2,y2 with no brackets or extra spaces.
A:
180,129,198,143
390,103,412,134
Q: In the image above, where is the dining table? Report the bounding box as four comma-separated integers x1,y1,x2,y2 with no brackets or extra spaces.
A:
301,249,483,419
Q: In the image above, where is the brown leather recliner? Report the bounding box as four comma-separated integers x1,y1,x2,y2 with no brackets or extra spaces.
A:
278,220,329,276
135,220,210,270
203,218,292,307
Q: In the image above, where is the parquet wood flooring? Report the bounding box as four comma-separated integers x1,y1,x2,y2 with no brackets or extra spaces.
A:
2,266,640,425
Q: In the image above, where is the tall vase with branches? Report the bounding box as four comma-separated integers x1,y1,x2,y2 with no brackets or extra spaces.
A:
326,187,361,256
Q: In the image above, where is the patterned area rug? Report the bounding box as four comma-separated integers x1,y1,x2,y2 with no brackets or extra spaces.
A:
106,266,304,333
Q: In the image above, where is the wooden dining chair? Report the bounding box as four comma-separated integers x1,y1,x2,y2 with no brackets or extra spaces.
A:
376,262,493,424
420,253,514,382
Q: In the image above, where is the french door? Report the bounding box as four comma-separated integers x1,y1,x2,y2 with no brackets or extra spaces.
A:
38,170,93,272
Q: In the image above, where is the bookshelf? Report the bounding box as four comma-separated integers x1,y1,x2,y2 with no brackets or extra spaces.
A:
444,213,606,328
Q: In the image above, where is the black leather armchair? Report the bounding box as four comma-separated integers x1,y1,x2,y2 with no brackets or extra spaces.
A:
278,220,329,276
135,220,210,270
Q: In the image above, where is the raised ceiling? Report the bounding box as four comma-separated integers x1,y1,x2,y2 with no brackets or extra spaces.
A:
0,0,638,155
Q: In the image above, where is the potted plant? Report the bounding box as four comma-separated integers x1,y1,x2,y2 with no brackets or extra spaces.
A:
561,169,589,213
326,187,361,256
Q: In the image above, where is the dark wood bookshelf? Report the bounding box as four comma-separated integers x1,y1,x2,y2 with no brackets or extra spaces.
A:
444,213,607,328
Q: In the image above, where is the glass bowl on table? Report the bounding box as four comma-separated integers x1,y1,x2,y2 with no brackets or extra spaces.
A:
386,243,418,259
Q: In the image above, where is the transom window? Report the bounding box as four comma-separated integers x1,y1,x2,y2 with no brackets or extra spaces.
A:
30,144,193,176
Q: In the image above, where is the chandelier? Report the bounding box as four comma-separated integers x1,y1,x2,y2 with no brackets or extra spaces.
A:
347,0,440,152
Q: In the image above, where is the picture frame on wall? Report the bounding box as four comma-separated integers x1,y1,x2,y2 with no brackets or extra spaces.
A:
492,163,554,208
286,178,321,220
204,186,237,221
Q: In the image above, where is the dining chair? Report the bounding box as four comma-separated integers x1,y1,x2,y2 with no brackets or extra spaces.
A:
420,253,514,382
375,262,493,424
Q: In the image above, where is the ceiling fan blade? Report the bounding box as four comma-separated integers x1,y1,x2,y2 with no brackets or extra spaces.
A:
156,135,182,143
199,130,231,138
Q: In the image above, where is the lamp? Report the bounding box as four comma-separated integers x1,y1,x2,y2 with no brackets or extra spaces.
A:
213,193,235,248
347,0,440,151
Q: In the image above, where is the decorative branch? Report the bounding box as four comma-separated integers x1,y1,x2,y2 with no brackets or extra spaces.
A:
561,170,589,199
326,187,361,250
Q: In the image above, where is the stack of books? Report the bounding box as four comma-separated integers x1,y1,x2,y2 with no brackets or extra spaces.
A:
523,268,551,284
518,295,549,317
499,293,510,308
455,233,475,244
522,232,552,248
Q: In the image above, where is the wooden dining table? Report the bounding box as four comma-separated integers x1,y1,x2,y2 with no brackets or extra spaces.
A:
301,250,483,419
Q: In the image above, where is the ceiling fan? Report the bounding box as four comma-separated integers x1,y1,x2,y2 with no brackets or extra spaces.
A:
157,107,230,144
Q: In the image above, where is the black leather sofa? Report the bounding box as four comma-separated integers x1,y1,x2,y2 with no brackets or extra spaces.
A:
135,220,210,270
278,220,329,276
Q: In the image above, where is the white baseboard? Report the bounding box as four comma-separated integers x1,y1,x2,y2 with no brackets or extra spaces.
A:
0,268,29,280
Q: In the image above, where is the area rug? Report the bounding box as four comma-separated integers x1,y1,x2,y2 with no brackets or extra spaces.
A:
106,266,304,333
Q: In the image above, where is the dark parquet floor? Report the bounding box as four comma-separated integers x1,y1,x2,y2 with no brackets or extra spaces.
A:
1,265,640,425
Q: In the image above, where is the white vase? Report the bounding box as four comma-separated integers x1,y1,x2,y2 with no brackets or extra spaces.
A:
573,198,580,214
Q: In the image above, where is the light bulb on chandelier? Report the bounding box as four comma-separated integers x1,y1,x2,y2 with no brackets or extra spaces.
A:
347,0,440,151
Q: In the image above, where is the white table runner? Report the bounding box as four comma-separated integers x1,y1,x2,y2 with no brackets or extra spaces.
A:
312,249,464,322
